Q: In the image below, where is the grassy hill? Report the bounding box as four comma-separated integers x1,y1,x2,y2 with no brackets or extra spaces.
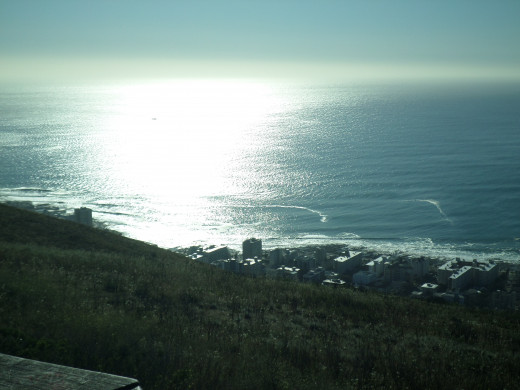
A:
1,203,520,389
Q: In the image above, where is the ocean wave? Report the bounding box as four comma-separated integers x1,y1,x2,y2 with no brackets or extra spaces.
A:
217,203,328,223
406,199,453,224
263,205,328,222
255,233,519,262
3,187,53,193
92,210,132,217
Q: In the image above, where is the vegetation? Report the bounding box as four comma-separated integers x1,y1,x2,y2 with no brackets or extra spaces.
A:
1,203,520,389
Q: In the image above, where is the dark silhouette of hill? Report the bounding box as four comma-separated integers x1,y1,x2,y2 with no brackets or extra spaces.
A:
0,203,168,257
1,203,520,389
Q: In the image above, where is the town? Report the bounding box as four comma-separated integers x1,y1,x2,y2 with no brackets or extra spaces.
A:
178,237,520,310
4,202,519,310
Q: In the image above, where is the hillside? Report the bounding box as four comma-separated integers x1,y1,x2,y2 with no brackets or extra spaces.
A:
1,203,520,389
0,203,167,256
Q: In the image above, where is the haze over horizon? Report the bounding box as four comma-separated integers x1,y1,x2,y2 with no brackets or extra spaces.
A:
2,0,520,83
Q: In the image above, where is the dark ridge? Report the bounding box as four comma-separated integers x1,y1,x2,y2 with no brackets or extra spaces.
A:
0,203,176,258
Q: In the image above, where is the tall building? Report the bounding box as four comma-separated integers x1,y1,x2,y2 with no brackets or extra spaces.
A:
242,238,262,260
334,251,363,274
269,248,285,268
74,207,93,226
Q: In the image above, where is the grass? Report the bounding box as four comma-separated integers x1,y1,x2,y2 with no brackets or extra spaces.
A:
1,203,520,389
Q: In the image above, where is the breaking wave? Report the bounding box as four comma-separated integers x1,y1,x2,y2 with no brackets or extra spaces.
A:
408,199,453,224
264,205,328,223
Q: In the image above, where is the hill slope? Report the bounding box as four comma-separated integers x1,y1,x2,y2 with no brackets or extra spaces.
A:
1,203,519,389
0,203,167,256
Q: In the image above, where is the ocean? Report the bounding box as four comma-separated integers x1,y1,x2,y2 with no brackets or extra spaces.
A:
1,79,519,261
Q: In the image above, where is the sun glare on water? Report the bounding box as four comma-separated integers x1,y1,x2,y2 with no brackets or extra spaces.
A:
100,79,285,199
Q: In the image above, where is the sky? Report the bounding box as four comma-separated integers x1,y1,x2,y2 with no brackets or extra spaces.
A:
2,0,520,82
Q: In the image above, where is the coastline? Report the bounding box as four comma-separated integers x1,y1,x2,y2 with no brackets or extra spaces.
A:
3,199,519,264
1,199,518,310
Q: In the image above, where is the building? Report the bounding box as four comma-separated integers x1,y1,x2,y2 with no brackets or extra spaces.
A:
473,261,499,286
322,278,346,287
324,270,339,280
384,262,413,283
243,238,262,260
437,258,498,290
351,255,426,285
239,258,265,276
437,260,457,285
334,251,362,274
275,266,300,281
296,255,316,272
410,257,430,278
420,283,439,295
269,248,285,268
73,207,93,226
449,266,473,290
213,258,238,273
315,247,327,265
366,256,389,277
202,246,231,263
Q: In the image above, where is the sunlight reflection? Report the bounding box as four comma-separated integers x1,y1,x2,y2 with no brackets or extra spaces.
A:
101,79,286,199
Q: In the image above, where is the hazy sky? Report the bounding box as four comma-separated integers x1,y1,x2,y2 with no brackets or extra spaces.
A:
2,0,520,81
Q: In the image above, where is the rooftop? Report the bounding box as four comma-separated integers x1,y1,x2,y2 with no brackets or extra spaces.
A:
0,353,140,390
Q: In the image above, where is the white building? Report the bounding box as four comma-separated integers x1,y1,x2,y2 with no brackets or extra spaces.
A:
334,251,362,274
437,258,498,290
366,256,389,277
473,261,498,286
449,266,473,290
437,260,456,285
420,283,439,295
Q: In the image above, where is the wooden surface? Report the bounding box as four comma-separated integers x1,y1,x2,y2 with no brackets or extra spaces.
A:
0,353,140,390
